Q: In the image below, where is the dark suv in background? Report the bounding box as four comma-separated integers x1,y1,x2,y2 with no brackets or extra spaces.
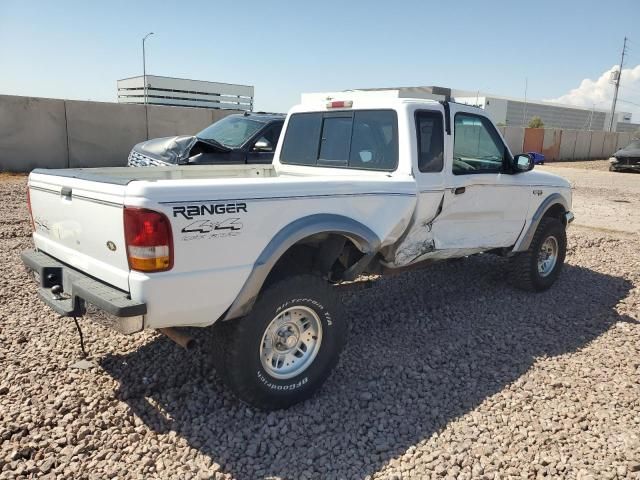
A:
128,112,285,167
609,139,640,173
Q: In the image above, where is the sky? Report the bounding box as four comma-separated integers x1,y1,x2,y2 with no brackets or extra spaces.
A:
1,0,640,120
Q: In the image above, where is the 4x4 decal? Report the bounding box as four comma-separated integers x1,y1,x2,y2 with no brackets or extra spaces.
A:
181,218,243,233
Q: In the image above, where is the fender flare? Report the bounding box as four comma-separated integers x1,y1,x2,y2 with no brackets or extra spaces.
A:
512,193,570,252
223,214,380,320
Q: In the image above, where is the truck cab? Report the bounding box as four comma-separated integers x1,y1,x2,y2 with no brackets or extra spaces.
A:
274,94,570,268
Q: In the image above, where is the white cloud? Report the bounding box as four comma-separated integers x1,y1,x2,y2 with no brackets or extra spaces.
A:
545,64,640,121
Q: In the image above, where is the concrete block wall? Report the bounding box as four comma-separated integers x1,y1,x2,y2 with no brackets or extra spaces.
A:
573,131,592,160
147,104,212,139
0,95,69,171
616,132,632,150
602,133,618,158
0,95,241,172
588,131,605,160
559,130,577,160
541,129,562,161
66,101,148,168
503,126,525,155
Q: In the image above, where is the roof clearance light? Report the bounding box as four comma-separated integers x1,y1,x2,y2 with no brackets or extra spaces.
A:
326,100,353,109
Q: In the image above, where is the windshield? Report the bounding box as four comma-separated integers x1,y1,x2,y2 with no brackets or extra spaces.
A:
197,115,264,148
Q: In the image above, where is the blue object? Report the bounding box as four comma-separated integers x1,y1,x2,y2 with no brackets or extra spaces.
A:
527,152,545,165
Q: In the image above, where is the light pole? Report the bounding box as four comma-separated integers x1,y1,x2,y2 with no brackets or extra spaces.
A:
142,32,154,105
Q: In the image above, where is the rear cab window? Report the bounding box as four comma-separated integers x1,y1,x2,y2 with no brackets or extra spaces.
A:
280,110,398,171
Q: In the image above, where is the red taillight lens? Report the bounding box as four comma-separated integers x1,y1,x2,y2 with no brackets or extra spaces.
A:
123,207,173,272
326,100,353,109
26,187,35,231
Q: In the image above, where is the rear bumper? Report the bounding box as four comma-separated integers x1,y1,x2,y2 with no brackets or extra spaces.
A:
21,249,147,334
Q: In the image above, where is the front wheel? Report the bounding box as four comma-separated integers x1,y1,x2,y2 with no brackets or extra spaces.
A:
214,274,347,410
511,217,567,291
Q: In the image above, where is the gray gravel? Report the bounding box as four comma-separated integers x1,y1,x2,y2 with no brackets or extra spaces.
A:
1,174,639,480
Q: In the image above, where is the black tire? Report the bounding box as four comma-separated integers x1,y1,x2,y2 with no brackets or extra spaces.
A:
511,217,566,292
214,274,347,410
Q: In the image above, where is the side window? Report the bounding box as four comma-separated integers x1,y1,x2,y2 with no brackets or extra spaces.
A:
318,116,352,167
415,111,444,172
453,113,506,175
280,113,322,165
280,110,398,171
349,110,398,170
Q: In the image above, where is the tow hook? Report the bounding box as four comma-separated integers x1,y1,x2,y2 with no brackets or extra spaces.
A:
51,285,63,300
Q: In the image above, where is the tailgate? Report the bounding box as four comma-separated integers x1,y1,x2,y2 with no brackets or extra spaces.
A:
28,172,130,291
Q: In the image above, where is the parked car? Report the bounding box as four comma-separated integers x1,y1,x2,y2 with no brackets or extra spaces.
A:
609,139,640,172
528,151,545,165
127,112,285,167
23,94,573,410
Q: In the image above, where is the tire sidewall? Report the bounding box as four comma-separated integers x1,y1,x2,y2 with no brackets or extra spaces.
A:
530,220,566,290
234,277,346,406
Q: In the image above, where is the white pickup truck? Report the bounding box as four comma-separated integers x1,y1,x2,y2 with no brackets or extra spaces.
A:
23,93,573,409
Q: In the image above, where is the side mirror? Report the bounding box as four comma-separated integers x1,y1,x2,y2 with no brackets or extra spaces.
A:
511,153,534,173
253,139,273,152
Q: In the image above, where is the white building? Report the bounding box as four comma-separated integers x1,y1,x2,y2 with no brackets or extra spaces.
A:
117,75,253,111
453,92,633,132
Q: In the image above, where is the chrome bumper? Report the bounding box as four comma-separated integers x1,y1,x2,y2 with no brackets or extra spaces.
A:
564,211,575,225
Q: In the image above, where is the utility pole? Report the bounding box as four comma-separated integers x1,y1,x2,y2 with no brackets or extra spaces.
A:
608,36,628,132
142,32,154,141
522,77,528,127
142,32,154,105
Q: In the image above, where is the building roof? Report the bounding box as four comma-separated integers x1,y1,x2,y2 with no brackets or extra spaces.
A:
117,74,253,89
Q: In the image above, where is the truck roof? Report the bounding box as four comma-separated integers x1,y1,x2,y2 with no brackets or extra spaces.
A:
293,92,442,114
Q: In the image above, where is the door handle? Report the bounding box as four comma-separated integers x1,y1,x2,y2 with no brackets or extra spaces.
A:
454,187,466,195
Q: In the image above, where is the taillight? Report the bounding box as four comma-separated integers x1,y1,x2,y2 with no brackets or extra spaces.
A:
26,187,35,231
123,207,173,272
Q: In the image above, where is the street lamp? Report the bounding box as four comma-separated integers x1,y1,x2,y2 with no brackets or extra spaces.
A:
142,32,154,105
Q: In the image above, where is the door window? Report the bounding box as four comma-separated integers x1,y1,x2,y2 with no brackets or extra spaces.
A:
415,111,444,172
453,113,506,175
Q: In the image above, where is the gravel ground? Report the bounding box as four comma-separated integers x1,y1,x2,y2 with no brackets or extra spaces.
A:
546,160,612,172
539,163,640,234
1,173,639,479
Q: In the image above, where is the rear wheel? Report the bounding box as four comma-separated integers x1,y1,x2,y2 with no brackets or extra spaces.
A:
214,274,347,410
511,217,566,291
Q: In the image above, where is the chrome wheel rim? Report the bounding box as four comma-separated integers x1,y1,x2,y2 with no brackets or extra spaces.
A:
537,236,559,277
260,306,323,380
